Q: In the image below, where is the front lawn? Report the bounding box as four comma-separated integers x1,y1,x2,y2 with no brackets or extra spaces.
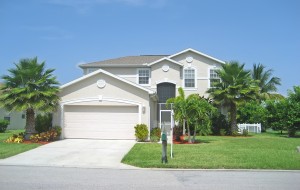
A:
122,132,300,169
0,130,40,159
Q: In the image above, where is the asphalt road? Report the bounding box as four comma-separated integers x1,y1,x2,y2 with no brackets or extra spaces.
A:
0,166,299,190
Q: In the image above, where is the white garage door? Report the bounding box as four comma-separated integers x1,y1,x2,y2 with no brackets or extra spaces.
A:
64,105,138,139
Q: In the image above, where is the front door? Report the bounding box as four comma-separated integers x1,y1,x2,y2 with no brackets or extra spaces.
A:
157,83,175,137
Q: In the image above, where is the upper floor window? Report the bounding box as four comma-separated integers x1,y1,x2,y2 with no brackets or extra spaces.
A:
183,68,195,88
138,68,150,85
210,69,220,88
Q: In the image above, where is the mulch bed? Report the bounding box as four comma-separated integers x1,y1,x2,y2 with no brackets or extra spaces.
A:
22,140,51,145
173,140,200,144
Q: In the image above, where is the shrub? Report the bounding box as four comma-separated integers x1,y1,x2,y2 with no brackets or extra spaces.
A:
242,129,249,136
35,113,52,133
220,129,226,136
30,134,41,143
0,119,9,133
237,101,268,131
30,128,58,142
134,124,149,142
5,133,24,143
150,127,161,142
232,130,240,137
211,112,229,135
52,125,62,138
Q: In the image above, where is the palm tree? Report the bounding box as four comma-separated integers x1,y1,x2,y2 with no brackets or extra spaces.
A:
187,94,216,143
0,57,60,139
252,63,282,100
207,61,259,134
167,88,216,143
167,87,191,140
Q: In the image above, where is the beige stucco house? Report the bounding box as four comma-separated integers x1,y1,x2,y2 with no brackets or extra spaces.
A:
53,48,224,139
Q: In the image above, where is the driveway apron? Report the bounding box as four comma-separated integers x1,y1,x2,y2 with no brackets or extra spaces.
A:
0,139,136,169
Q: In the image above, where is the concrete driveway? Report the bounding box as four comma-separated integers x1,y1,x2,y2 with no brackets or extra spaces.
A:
0,139,136,169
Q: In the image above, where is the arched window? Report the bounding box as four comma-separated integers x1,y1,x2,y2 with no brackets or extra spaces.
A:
183,68,195,88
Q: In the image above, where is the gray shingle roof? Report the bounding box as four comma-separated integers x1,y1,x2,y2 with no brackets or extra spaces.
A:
79,55,168,68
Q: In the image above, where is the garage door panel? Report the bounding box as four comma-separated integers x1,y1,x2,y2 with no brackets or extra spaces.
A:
64,130,134,139
64,105,138,139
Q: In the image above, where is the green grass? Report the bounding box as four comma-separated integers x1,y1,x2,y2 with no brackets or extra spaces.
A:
122,132,300,169
0,130,40,159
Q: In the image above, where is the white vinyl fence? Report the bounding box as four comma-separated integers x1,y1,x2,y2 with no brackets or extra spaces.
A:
238,123,261,133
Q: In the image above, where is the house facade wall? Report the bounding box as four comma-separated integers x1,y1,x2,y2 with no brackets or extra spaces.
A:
150,60,181,91
82,51,223,98
0,109,25,130
172,51,223,97
53,72,153,130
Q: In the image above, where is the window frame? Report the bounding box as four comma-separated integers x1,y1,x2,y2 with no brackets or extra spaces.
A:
209,69,221,88
183,67,196,88
137,68,151,86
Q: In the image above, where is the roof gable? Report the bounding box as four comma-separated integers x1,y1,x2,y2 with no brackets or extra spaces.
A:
168,48,225,64
147,57,183,66
60,69,155,94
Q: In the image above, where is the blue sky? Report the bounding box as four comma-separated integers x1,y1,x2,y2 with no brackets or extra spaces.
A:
0,0,299,95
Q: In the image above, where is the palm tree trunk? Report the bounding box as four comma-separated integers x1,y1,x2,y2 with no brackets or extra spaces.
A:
25,108,37,140
230,104,238,135
187,121,192,143
192,124,197,143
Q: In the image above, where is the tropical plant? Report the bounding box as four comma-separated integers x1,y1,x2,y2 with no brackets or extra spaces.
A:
252,63,283,100
186,94,216,143
207,61,259,134
167,87,189,140
168,88,216,143
0,57,60,139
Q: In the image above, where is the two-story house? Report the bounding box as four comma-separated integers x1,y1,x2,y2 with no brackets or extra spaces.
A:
52,48,224,139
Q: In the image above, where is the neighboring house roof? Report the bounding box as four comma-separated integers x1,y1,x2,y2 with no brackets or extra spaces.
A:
79,55,167,68
168,48,225,64
60,69,155,94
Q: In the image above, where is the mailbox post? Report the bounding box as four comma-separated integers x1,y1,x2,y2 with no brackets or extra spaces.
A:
161,132,168,163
